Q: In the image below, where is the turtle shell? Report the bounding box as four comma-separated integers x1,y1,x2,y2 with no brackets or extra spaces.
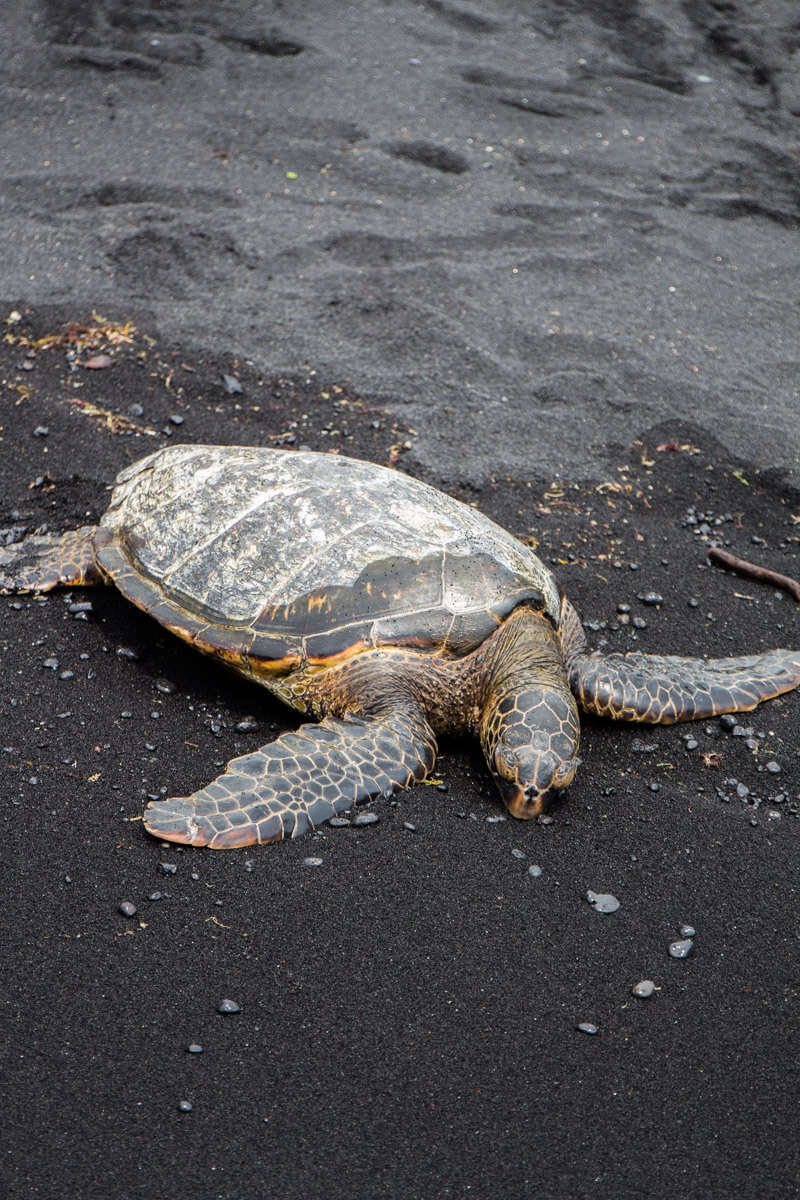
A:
95,445,560,676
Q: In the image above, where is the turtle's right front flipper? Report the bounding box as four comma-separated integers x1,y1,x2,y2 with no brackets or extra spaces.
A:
143,707,438,848
0,527,103,593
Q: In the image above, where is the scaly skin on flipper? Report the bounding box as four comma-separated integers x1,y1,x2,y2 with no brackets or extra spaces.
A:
0,527,103,593
144,704,437,848
569,648,800,723
557,593,800,721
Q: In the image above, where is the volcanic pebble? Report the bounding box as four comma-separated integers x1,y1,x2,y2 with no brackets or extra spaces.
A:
217,999,241,1014
585,890,620,913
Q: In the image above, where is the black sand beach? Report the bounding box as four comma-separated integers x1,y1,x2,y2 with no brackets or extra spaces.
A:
2,4,799,1198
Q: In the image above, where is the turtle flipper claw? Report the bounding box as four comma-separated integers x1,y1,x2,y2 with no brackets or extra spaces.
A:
143,708,437,849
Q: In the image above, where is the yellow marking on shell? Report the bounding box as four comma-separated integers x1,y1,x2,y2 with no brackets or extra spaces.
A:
247,652,303,678
163,617,203,645
217,647,252,668
302,637,375,668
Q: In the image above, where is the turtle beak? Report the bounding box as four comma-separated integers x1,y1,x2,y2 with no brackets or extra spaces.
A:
503,784,552,819
495,755,581,820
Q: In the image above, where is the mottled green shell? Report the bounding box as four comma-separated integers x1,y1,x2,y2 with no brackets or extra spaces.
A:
95,445,560,672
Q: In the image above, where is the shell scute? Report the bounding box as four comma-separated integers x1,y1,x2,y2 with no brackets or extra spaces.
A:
372,608,453,650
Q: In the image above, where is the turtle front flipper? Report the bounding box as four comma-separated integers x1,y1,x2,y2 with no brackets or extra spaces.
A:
143,706,438,848
0,527,103,593
571,648,800,724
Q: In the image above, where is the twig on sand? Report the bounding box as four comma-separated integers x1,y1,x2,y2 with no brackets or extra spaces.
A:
708,546,800,601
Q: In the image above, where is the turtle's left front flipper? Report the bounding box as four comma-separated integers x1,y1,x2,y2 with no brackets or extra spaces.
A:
143,706,437,848
570,648,800,724
556,593,800,723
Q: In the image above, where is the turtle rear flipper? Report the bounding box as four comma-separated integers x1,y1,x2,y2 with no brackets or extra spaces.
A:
0,527,102,593
143,706,438,848
571,648,800,724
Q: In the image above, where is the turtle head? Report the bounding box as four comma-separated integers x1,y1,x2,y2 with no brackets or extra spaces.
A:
482,683,581,819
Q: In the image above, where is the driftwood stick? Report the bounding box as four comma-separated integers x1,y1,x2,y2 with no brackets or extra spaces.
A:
708,546,800,602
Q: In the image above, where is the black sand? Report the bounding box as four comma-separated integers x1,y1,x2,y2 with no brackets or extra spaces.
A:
1,4,799,1198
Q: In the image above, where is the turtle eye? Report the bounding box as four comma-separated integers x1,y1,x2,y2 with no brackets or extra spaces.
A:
552,756,580,789
493,743,518,783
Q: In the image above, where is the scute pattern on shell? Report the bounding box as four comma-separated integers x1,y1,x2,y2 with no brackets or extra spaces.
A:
101,445,560,655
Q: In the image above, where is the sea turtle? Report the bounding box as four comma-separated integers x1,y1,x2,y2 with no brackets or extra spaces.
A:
2,444,798,848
